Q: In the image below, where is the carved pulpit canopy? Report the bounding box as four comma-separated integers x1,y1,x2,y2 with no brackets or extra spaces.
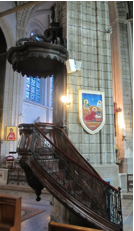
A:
7,42,68,77
7,6,68,78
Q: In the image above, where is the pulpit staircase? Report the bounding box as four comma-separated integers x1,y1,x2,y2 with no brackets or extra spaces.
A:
17,123,123,231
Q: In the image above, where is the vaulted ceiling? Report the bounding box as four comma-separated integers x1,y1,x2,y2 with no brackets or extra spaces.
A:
0,1,133,42
0,1,56,36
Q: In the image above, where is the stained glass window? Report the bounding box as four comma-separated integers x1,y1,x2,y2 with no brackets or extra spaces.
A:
50,75,53,107
26,76,41,103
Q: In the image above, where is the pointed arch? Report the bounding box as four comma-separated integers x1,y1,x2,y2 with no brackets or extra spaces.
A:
0,28,7,53
0,17,15,48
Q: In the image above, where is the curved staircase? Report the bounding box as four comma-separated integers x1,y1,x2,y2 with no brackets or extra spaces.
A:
17,123,123,231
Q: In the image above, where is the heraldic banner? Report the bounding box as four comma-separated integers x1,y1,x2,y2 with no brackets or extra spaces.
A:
79,89,105,134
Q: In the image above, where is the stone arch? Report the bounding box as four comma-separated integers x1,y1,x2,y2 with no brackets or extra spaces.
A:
26,19,44,37
16,2,55,39
0,26,7,146
0,29,7,53
16,2,49,34
0,18,15,48
0,18,21,163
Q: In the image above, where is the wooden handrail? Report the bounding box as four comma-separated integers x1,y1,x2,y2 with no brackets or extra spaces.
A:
29,157,122,231
53,126,100,176
49,221,103,231
18,123,119,192
33,124,119,193
17,123,123,231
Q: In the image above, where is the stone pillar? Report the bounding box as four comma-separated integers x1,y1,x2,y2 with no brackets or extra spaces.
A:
66,1,119,187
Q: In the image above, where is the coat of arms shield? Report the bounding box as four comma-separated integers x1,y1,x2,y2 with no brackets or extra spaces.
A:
79,89,105,134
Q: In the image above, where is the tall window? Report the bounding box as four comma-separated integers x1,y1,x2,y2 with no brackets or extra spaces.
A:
50,75,53,107
26,77,41,103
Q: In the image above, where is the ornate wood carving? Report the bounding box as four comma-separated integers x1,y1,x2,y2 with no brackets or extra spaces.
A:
7,42,68,78
6,5,68,78
17,123,123,231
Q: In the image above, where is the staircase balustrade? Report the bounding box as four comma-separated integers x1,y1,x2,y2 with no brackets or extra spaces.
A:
17,123,123,231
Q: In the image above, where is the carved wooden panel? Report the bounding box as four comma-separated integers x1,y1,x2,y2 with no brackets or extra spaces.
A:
7,168,28,186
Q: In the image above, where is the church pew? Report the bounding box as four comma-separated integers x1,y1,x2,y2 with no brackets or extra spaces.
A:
0,194,21,231
49,221,103,231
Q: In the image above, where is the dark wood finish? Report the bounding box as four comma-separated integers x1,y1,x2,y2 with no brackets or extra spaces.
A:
53,64,67,127
17,123,122,231
29,157,121,231
0,194,21,231
19,163,44,201
7,42,68,78
7,4,68,78
49,221,103,231
7,168,27,186
34,123,101,178
6,155,15,168
17,122,101,178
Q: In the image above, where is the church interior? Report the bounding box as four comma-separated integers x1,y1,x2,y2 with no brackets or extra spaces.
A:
0,1,133,231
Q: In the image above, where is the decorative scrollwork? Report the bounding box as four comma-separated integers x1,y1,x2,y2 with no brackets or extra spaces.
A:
16,5,67,48
16,32,54,46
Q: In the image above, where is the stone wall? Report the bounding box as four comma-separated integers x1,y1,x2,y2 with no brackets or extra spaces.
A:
0,2,16,42
67,1,116,166
116,2,133,159
0,8,20,162
114,2,133,175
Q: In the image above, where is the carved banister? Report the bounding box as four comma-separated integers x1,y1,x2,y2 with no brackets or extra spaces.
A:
17,123,123,231
33,124,119,192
